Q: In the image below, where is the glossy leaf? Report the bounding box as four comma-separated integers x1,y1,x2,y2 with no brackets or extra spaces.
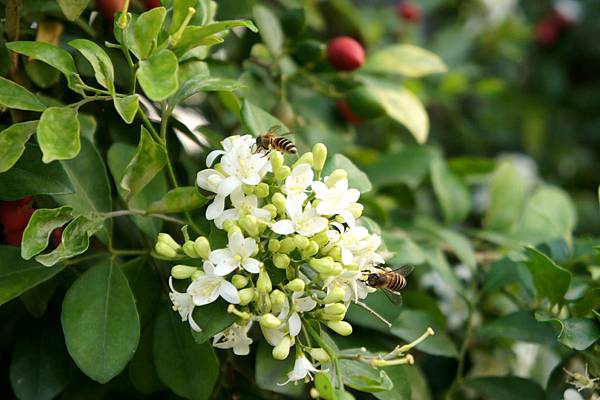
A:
536,315,600,350
253,5,284,56
62,261,139,383
173,20,258,57
0,245,65,306
169,77,243,107
374,365,411,400
484,161,529,232
477,311,557,345
114,94,139,124
147,186,208,214
37,106,81,163
120,127,167,200
21,206,73,260
57,0,89,21
20,276,61,318
191,299,236,344
572,288,600,317
363,44,447,78
323,154,372,193
128,326,164,394
430,158,471,224
168,0,197,34
153,305,219,400
241,99,286,137
69,39,115,92
255,341,306,397
391,309,458,358
0,121,38,173
364,146,438,189
9,321,72,400
339,360,393,392
525,247,571,305
0,76,46,111
122,257,160,328
465,376,545,400
126,7,166,59
137,49,179,101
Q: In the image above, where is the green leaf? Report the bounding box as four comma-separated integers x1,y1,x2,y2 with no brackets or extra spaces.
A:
482,257,534,294
253,5,284,56
465,376,545,400
241,99,286,137
69,39,115,92
255,341,306,398
7,41,80,90
0,144,74,200
173,20,258,57
362,78,428,144
0,121,38,173
128,326,164,394
168,0,197,34
415,218,476,269
573,288,600,317
120,127,167,201
374,365,411,400
430,158,471,224
364,146,438,189
20,275,62,318
137,49,179,101
169,77,243,107
0,76,46,111
191,299,236,344
382,233,426,266
35,215,104,267
37,106,81,163
536,315,600,350
25,59,61,89
147,186,208,214
0,245,65,306
525,247,571,305
57,0,90,21
9,321,72,400
339,360,393,392
323,154,372,193
126,7,166,59
484,161,529,232
21,206,73,260
62,260,139,383
362,44,447,78
122,257,160,328
153,305,219,400
113,94,139,124
390,309,458,358
477,311,557,345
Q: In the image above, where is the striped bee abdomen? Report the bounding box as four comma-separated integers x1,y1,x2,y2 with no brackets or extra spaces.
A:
272,137,297,154
386,273,407,291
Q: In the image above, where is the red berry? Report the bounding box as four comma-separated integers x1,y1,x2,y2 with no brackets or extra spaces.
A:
535,17,559,45
336,100,363,124
51,227,63,248
142,0,161,9
326,36,365,72
397,2,421,22
0,203,34,232
95,0,125,21
4,229,24,247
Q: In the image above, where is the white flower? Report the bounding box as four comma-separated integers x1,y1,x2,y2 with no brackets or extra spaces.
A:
187,262,240,305
196,169,238,220
279,355,321,385
205,135,253,167
220,135,270,186
287,292,317,337
323,269,369,303
168,277,201,332
271,201,328,237
329,225,385,268
209,231,260,276
283,163,313,203
214,188,271,229
312,178,360,226
213,322,253,355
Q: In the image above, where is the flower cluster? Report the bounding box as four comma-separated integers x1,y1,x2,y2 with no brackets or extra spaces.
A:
155,135,400,384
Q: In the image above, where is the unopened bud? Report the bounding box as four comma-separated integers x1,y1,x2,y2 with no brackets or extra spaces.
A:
171,265,197,279
323,286,346,303
255,183,270,198
274,165,291,181
232,274,249,289
294,235,310,250
287,278,305,292
191,270,204,280
309,348,330,362
270,151,284,173
279,237,296,253
260,313,282,329
328,246,342,261
272,192,287,213
310,388,320,399
348,203,363,219
309,257,335,274
242,183,255,194
238,287,255,305
193,236,211,259
329,262,343,276
322,303,346,316
301,241,320,258
312,143,327,172
263,204,278,218
270,289,286,312
268,239,280,252
257,268,272,293
273,253,290,269
155,242,178,258
312,231,330,247
239,214,259,237
293,152,313,168
182,241,200,258
158,233,181,250
257,292,272,313
272,336,292,360
326,169,347,187
326,320,353,336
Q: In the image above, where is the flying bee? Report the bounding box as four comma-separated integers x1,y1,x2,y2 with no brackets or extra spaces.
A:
253,125,297,155
363,265,414,305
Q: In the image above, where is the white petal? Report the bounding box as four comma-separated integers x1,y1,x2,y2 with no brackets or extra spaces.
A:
288,312,301,337
339,210,356,227
214,208,239,229
242,237,256,257
297,216,328,237
219,281,240,304
229,188,245,207
206,150,225,167
341,247,354,265
212,262,238,276
272,220,295,235
346,188,360,203
203,261,215,274
206,196,225,220
296,296,317,312
242,258,260,274
189,315,202,332
253,208,272,222
196,169,220,192
228,231,244,254
218,176,241,197
311,181,328,198
189,276,221,305
242,174,261,185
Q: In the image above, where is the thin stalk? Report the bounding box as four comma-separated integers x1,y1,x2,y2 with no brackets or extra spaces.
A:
71,95,112,109
304,321,344,390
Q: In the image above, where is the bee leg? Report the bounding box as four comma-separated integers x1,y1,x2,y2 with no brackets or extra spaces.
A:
261,149,272,158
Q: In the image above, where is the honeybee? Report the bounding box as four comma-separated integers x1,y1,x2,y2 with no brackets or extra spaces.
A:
254,125,297,155
363,265,414,305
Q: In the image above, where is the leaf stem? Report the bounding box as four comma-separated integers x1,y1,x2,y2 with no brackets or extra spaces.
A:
71,95,112,109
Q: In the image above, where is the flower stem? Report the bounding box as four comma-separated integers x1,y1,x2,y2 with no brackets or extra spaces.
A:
304,321,345,390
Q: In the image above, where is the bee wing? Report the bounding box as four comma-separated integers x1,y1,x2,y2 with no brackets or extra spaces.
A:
382,289,403,306
267,125,283,135
392,265,414,277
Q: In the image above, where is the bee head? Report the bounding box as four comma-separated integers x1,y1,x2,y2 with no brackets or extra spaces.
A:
366,273,380,287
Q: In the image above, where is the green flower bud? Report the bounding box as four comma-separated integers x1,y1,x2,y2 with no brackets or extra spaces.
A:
158,233,181,251
257,268,272,293
326,169,347,187
312,231,330,247
274,165,291,181
155,241,178,258
260,313,282,329
328,246,342,261
346,263,359,271
286,278,305,292
326,320,353,336
193,236,210,259
232,274,249,289
272,336,292,360
182,241,200,258
255,183,270,198
268,239,280,252
227,225,242,236
238,287,255,305
312,143,327,173
330,262,344,276
273,253,290,269
348,203,364,219
270,151,284,173
309,257,335,274
301,241,320,259
323,286,346,304
257,219,268,235
270,289,286,312
263,204,278,218
279,237,297,253
191,270,204,280
309,348,330,362
272,192,287,213
293,152,313,168
257,292,272,314
239,214,259,237
322,303,346,316
242,183,255,194
171,265,197,279
293,235,310,250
